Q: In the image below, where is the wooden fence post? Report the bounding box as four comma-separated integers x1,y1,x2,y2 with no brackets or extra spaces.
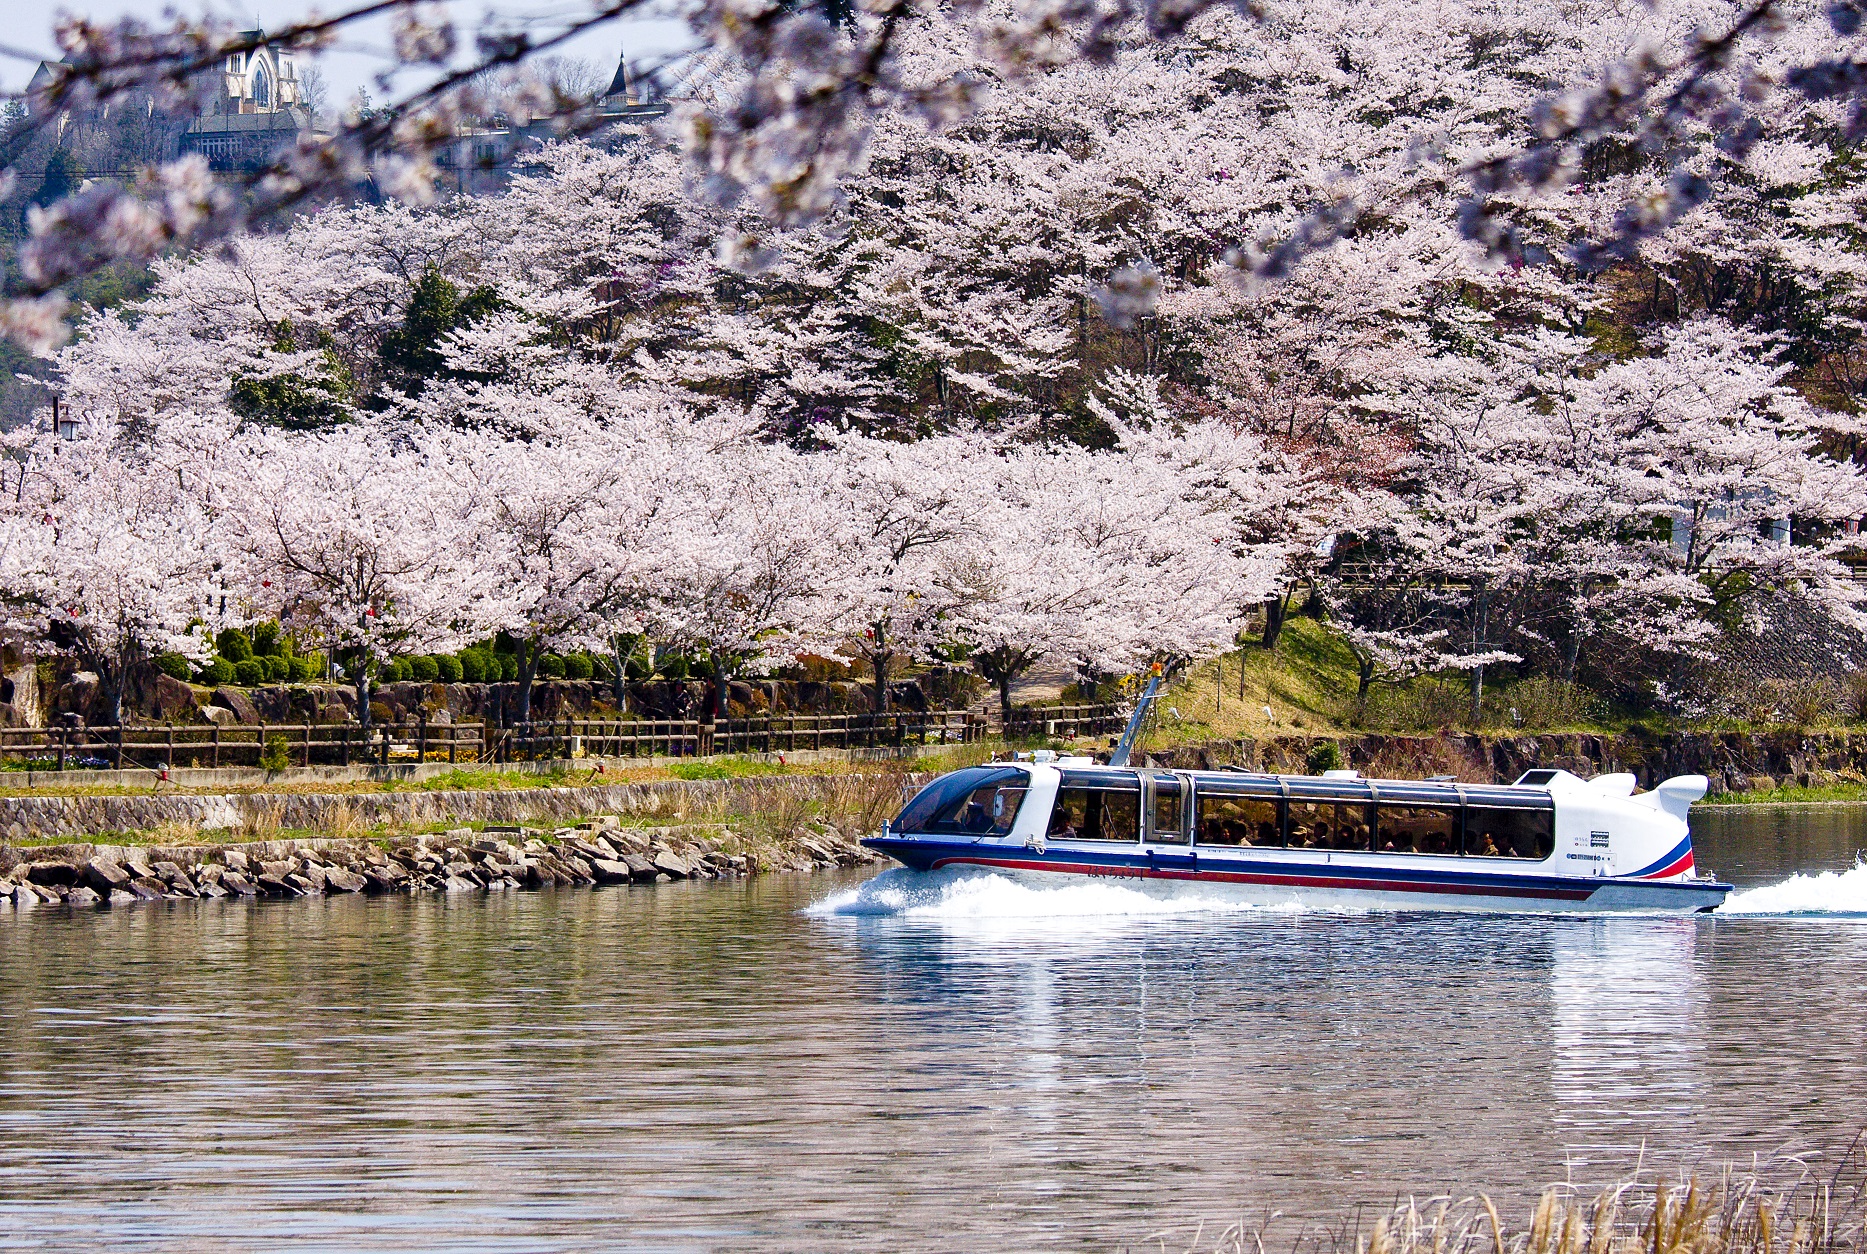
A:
417,710,428,763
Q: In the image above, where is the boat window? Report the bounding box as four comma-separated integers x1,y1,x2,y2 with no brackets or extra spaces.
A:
893,766,1028,836
1465,806,1554,859
1048,786,1141,842
1375,805,1459,855
1287,800,1371,851
1196,794,1280,846
1150,780,1186,844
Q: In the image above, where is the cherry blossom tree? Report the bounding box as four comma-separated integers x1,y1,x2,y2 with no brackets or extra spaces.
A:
817,431,982,712
0,420,220,724
218,423,495,728
650,428,846,719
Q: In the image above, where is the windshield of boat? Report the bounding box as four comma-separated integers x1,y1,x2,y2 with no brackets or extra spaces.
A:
892,766,1029,837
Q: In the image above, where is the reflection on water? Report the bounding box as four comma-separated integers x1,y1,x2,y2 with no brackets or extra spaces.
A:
1550,919,1704,1158
0,809,1862,1251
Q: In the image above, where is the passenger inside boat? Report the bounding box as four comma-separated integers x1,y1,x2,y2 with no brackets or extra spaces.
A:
1464,805,1554,859
890,765,1029,837
1376,805,1459,855
1195,795,1277,846
1048,786,1140,842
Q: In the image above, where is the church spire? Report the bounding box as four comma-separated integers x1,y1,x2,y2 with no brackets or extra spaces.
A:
602,50,634,105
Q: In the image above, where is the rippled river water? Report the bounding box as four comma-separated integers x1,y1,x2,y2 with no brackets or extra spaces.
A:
0,807,1864,1252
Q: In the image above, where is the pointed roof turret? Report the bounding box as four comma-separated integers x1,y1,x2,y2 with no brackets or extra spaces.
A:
602,51,633,105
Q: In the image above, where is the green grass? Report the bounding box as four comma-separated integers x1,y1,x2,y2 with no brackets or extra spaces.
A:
667,757,789,781
1703,781,1867,805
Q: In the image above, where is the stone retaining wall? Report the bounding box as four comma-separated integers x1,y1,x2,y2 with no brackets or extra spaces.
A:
0,774,899,843
0,815,877,910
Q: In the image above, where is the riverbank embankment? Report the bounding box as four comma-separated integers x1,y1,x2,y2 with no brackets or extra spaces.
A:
0,770,916,843
1144,728,1867,794
0,812,879,909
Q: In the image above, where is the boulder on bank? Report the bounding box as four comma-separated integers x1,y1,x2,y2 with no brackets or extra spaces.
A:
151,675,198,722
211,687,259,725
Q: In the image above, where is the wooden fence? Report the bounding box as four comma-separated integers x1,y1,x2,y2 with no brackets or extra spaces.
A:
488,709,984,762
1003,702,1127,740
0,708,988,771
0,721,485,771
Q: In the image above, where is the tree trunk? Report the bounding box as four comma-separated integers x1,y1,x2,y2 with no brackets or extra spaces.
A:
871,648,890,714
712,649,729,720
1261,591,1288,649
1469,583,1490,725
515,637,537,724
611,635,630,715
1357,658,1374,701
357,663,374,731
998,674,1012,726
104,648,129,727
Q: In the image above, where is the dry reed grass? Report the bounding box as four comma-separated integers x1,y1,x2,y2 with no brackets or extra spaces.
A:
1147,1150,1866,1254
236,802,283,841
147,817,203,844
318,800,366,842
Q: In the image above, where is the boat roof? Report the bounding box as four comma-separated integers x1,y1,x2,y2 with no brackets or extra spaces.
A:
1043,761,1553,810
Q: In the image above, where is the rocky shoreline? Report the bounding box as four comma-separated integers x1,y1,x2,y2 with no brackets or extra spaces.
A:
0,817,881,909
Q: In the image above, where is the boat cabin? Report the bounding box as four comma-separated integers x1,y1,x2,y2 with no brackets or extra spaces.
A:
894,761,1555,861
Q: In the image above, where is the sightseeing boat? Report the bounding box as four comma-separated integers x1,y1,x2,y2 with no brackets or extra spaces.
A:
863,678,1730,913
862,758,1730,913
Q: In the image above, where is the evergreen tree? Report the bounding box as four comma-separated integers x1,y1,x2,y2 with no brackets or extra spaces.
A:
376,265,505,398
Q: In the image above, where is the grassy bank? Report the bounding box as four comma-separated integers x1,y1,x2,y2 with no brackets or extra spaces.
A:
1,753,959,854
1704,781,1867,805
1125,620,1623,750
0,747,993,802
1116,618,1867,752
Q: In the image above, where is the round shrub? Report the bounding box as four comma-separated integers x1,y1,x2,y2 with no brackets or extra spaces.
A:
536,653,567,679
216,627,253,663
288,656,320,683
233,658,265,687
384,658,411,683
435,654,463,683
459,649,488,683
658,654,689,680
689,654,716,679
154,653,191,681
498,653,518,681
624,652,652,680
563,652,593,680
198,658,234,686
261,655,290,683
410,654,440,682
252,620,282,657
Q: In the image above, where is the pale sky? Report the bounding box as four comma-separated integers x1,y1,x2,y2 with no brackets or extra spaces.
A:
0,0,695,104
